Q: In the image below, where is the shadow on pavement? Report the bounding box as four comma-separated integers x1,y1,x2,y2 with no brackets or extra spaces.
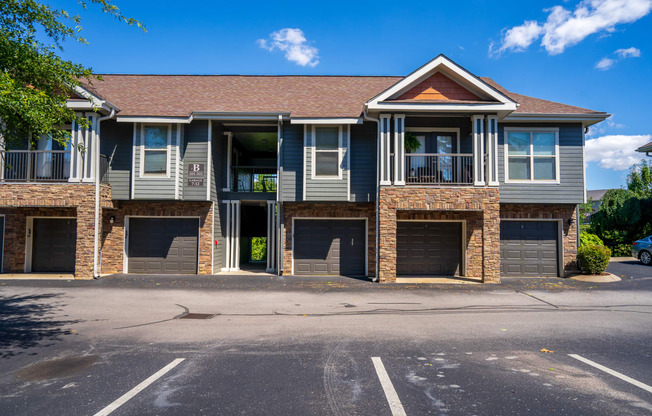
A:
0,293,81,359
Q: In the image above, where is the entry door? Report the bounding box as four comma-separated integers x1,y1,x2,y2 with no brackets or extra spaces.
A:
32,218,76,272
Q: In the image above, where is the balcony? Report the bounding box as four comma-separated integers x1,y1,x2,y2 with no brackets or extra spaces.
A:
405,153,474,185
0,150,110,184
231,166,277,193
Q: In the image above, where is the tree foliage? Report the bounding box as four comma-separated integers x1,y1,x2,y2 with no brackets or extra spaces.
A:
590,160,652,252
0,0,143,148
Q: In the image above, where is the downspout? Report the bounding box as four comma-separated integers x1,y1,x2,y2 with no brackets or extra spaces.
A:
94,108,116,279
363,108,380,282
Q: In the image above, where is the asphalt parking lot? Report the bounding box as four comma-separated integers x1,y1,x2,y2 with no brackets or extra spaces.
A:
0,258,650,415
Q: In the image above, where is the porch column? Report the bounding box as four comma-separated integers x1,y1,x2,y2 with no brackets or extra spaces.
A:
231,200,240,271
69,113,83,182
472,115,485,186
379,114,391,185
486,116,499,186
393,114,405,185
82,112,99,182
266,200,278,272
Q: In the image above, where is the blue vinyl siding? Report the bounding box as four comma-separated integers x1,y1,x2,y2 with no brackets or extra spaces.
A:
99,120,132,200
280,123,303,202
350,122,377,202
132,122,177,200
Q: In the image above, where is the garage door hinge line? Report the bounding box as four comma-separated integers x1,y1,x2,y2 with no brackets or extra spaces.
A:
93,358,185,416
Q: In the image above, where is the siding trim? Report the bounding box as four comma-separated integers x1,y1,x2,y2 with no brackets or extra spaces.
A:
347,125,351,201
206,120,212,201
302,125,307,199
131,123,136,199
175,124,181,199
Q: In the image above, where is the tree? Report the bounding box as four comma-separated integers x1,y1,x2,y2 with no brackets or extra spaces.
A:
627,159,652,197
0,0,143,149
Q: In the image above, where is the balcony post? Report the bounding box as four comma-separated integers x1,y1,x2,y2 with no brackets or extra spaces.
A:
81,112,99,182
69,113,82,182
486,116,499,186
379,114,391,185
472,115,486,186
394,114,405,185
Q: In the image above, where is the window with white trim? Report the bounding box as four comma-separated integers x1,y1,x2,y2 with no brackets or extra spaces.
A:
506,130,558,181
142,125,169,175
314,126,340,177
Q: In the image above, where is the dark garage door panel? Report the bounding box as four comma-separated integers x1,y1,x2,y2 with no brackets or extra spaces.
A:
500,221,558,277
32,218,76,272
397,222,462,276
128,218,199,274
293,219,366,276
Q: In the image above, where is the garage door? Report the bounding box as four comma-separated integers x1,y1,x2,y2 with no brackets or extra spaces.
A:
32,218,76,272
293,219,366,276
500,221,559,277
128,218,199,274
397,221,462,276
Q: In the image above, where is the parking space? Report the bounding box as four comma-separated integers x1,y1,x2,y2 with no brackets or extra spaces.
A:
2,344,649,415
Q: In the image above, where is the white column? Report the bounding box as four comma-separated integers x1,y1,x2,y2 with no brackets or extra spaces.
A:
379,114,391,185
82,113,99,182
223,132,233,192
232,200,241,271
393,114,405,185
266,200,277,272
472,115,485,186
486,116,499,186
223,200,231,270
69,114,83,182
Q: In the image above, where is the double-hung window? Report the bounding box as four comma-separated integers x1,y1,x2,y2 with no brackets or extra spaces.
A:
142,125,169,176
506,129,558,182
314,126,341,177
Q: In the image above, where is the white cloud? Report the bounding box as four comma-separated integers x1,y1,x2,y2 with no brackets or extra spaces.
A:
615,46,641,57
585,134,651,170
595,46,642,70
257,28,319,67
492,0,652,56
595,57,615,70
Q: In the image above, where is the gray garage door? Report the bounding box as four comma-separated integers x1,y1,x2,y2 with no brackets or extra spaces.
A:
293,219,366,276
500,221,559,277
32,218,76,272
128,218,199,274
397,221,462,276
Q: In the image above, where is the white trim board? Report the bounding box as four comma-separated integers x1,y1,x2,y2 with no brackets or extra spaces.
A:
396,219,467,277
291,118,362,125
291,217,369,277
123,216,201,274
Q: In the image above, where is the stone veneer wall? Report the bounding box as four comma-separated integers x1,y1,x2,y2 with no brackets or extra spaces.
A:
0,184,112,278
101,201,214,275
379,187,500,283
281,203,376,276
500,203,579,274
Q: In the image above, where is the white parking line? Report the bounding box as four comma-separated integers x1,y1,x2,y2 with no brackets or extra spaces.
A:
568,354,652,393
94,358,186,416
371,357,407,416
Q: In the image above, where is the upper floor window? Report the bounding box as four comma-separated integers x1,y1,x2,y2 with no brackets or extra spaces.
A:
314,126,341,178
505,129,559,183
142,125,169,176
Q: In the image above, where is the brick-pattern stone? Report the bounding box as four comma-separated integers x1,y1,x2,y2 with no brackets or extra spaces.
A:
281,203,376,276
101,201,214,275
0,183,112,279
379,187,500,283
500,203,579,275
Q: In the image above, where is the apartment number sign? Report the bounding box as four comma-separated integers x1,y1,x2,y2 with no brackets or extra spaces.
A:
187,163,205,186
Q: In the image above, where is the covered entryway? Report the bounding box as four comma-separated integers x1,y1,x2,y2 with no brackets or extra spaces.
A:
397,221,463,276
32,218,76,272
500,220,559,277
127,217,199,274
293,219,366,276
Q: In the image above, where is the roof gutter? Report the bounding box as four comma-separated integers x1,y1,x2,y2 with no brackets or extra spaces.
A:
363,107,380,283
94,108,116,279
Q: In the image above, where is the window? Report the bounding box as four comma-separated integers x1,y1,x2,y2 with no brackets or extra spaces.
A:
506,130,558,182
314,126,340,177
142,125,169,175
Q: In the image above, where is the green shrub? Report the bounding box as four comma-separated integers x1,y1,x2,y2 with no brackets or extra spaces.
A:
611,243,631,257
580,232,603,247
577,245,611,274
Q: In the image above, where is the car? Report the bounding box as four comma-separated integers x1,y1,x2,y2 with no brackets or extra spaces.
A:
632,235,652,265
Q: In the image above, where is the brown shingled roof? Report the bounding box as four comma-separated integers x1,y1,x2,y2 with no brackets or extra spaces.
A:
84,73,605,118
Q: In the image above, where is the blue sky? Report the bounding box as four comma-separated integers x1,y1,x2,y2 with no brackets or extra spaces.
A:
53,0,652,190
